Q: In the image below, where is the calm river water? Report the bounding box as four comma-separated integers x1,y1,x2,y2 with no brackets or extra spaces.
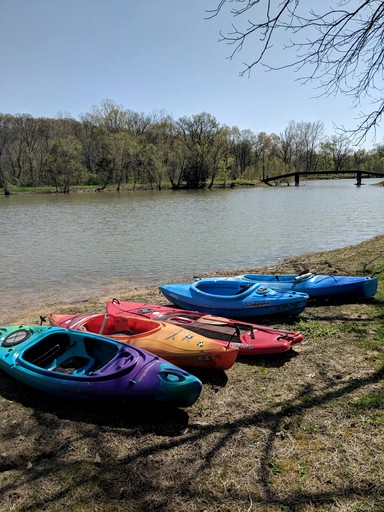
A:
1,178,383,320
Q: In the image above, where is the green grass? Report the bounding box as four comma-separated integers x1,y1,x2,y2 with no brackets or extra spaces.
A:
297,319,343,338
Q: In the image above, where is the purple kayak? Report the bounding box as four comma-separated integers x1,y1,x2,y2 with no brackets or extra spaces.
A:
0,325,202,407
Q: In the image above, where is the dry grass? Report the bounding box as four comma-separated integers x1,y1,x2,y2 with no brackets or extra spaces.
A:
0,236,383,512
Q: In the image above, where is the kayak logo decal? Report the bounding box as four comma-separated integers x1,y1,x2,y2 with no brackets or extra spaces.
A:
165,330,184,340
245,301,271,308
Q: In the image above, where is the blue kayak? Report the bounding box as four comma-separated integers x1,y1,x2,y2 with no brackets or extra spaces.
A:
194,272,378,300
160,280,308,318
0,325,202,407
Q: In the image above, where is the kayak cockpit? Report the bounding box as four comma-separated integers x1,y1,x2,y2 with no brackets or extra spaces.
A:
20,331,120,375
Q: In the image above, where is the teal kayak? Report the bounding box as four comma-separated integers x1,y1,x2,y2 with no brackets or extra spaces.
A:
0,325,202,407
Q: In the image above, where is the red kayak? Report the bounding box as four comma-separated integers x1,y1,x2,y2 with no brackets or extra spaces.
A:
107,299,304,355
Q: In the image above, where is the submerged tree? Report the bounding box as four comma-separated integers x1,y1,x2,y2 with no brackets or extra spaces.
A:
208,1,384,143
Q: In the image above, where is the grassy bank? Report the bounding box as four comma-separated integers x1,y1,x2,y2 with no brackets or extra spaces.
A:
3,177,383,195
2,179,263,195
1,236,383,511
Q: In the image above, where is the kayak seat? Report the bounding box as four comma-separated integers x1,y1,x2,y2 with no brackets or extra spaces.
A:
112,331,133,338
23,333,98,375
24,333,71,368
235,282,253,295
73,356,96,375
53,355,95,375
82,337,119,373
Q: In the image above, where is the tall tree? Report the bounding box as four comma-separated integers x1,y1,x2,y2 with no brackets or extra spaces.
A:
278,123,295,172
46,136,83,193
8,114,41,184
229,127,256,178
177,112,224,188
166,130,189,189
77,117,105,177
291,121,325,172
0,114,15,194
254,131,279,180
108,131,137,191
321,135,352,173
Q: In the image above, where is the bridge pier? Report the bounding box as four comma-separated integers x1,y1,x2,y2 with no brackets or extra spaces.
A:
356,171,362,186
295,173,300,186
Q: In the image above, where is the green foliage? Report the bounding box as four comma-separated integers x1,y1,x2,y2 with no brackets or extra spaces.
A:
1,104,383,193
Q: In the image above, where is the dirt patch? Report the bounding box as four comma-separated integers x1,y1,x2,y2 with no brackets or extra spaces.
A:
0,236,383,511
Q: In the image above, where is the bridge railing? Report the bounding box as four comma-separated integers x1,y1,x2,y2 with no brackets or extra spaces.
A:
263,170,383,186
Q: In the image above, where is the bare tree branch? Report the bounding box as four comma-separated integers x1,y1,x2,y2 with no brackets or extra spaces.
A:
209,0,384,143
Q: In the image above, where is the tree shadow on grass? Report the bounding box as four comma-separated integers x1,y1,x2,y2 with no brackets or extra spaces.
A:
236,348,300,368
190,368,228,387
307,295,378,306
185,365,384,509
1,364,383,511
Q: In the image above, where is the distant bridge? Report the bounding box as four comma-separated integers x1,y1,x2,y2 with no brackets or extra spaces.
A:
262,169,384,186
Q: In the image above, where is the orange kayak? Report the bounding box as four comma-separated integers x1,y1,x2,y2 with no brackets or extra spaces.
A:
48,312,238,371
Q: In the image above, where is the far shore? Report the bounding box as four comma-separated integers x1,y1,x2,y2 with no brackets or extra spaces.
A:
2,176,383,197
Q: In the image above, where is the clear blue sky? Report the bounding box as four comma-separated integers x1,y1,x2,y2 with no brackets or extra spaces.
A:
1,0,382,148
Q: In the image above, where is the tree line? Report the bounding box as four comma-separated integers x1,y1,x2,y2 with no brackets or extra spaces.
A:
1,99,383,195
